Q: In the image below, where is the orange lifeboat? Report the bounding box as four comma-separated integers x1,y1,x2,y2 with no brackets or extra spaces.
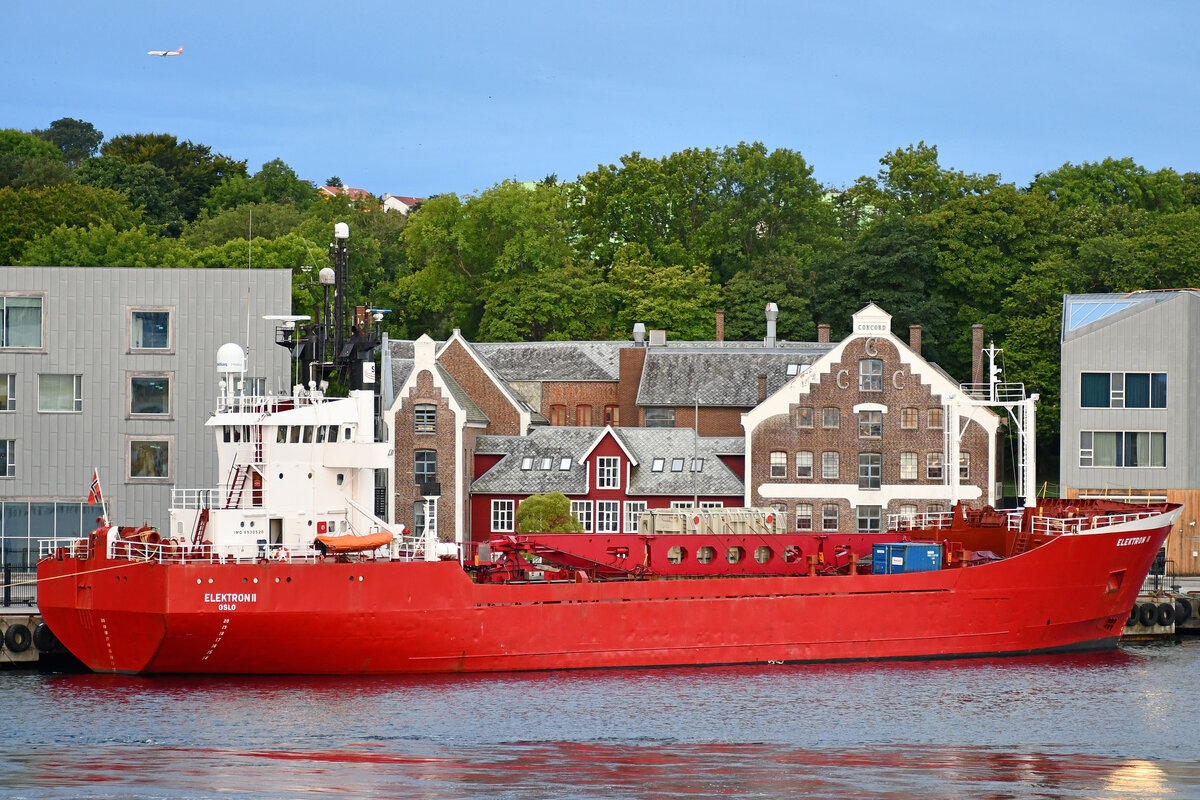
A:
313,530,393,554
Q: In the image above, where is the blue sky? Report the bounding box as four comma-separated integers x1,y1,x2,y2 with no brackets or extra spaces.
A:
3,2,1197,198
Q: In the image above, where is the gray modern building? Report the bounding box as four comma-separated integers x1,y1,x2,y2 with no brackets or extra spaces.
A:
1059,290,1200,573
0,267,292,569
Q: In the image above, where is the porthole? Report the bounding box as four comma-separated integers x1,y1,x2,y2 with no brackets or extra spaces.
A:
726,546,744,564
754,546,772,564
667,545,687,565
696,546,716,565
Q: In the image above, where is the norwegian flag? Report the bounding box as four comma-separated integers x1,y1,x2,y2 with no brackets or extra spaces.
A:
88,469,103,506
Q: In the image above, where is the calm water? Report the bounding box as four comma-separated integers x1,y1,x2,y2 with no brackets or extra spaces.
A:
3,641,1200,799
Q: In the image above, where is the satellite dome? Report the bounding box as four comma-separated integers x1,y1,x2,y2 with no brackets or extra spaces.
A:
216,343,246,373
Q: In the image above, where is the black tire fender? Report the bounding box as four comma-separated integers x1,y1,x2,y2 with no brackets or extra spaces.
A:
1175,597,1193,624
1157,603,1176,627
1139,602,1158,627
4,623,31,653
1128,605,1140,626
33,622,59,652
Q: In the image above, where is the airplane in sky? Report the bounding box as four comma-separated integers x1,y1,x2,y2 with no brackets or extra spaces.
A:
147,47,182,57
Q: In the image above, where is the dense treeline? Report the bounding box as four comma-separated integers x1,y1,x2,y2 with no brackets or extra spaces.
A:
5,118,1200,477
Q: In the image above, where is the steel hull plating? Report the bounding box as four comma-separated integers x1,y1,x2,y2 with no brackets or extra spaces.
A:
37,511,1176,675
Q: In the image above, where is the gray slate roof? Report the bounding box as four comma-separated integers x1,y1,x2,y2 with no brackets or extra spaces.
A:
637,347,832,407
472,340,625,381
472,426,744,497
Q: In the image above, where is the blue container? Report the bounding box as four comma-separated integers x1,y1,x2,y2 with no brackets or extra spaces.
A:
872,542,942,574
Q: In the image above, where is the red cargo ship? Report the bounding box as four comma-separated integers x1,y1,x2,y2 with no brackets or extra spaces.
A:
35,347,1180,673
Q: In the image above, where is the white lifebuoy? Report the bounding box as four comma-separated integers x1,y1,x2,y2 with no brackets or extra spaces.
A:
275,547,291,562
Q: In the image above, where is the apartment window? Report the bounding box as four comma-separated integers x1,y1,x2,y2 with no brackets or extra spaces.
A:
1079,431,1166,467
491,499,514,532
926,504,945,514
1,296,43,348
0,439,13,477
129,374,171,416
576,405,594,426
596,500,620,533
856,505,882,533
130,308,172,351
822,503,839,531
928,408,944,429
899,504,918,524
597,456,620,489
414,404,436,433
822,407,840,429
859,359,882,391
604,405,620,426
858,452,882,490
959,452,971,480
770,451,787,478
0,374,14,411
795,406,814,428
38,374,82,412
927,453,943,480
624,501,647,533
645,408,675,428
858,410,882,438
796,451,813,479
1082,372,1167,409
414,449,437,485
900,452,918,480
796,503,813,530
549,405,568,426
129,437,170,480
822,451,839,480
570,500,592,532
900,407,918,429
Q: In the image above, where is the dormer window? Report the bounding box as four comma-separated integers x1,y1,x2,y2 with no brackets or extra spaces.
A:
520,457,534,470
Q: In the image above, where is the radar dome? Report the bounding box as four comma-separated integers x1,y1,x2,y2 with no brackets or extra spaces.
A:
216,343,246,373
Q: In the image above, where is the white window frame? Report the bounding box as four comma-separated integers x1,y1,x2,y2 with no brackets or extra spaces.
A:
822,503,839,531
570,500,592,532
596,456,620,489
0,373,14,411
414,404,437,434
858,452,882,490
822,407,839,429
596,500,620,533
796,503,813,530
38,374,82,413
0,439,14,477
127,435,173,482
858,359,883,391
856,505,882,533
927,453,943,480
796,451,813,479
128,371,174,418
128,305,174,353
491,499,515,532
624,501,647,533
900,451,918,481
0,293,46,351
822,451,839,480
770,451,786,478
959,452,971,480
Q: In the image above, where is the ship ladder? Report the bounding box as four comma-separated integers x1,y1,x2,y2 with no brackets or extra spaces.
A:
192,507,210,546
1011,526,1032,556
224,464,250,509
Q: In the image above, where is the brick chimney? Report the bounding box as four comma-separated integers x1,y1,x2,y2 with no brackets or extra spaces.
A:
971,324,984,385
909,324,922,355
817,324,830,343
758,374,768,403
715,309,725,342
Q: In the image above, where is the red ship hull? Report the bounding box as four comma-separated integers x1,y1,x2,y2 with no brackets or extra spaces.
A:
37,507,1178,675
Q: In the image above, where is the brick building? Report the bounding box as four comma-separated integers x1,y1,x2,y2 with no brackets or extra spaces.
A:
743,304,1002,532
384,305,1001,544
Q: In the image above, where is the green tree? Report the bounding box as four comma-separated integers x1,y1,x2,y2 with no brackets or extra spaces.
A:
515,493,584,533
183,202,306,248
608,244,721,339
0,129,69,189
32,117,102,167
478,264,615,341
75,155,183,231
16,223,189,267
101,133,247,222
853,141,1000,218
0,184,141,263
1031,157,1185,213
721,251,817,341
